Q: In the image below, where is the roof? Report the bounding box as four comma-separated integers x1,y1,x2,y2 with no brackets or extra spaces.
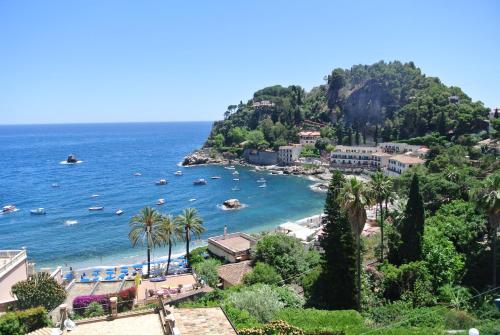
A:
371,152,392,157
217,260,253,285
389,154,425,164
173,307,237,335
208,233,256,255
299,131,320,136
278,222,317,242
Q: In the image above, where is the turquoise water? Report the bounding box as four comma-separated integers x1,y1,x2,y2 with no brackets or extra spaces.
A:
0,123,325,270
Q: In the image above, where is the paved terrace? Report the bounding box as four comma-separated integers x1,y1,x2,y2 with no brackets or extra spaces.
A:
69,312,164,335
173,307,237,335
209,232,256,253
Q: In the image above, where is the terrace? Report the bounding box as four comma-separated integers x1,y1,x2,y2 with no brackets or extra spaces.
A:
208,232,257,263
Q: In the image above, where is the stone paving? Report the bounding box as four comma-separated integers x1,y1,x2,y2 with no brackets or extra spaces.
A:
173,307,237,335
68,313,164,335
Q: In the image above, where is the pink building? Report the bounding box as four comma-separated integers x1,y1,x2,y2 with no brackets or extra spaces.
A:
0,249,29,311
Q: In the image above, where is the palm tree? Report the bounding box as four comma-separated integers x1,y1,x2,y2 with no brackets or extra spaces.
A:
339,177,371,310
369,171,393,263
471,174,500,287
129,207,162,278
158,214,183,276
176,208,205,267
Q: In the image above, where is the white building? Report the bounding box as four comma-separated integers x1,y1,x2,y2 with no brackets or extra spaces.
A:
386,154,425,176
378,142,424,155
0,250,29,311
330,145,380,168
299,131,321,145
278,145,302,165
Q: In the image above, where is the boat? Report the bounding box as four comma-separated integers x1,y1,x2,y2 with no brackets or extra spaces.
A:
188,198,197,202
155,179,168,185
89,206,104,211
30,208,46,215
231,186,240,191
232,178,240,181
259,183,267,188
133,172,142,176
156,199,165,206
115,209,124,215
2,205,18,213
52,183,60,188
211,176,221,179
90,194,99,198
225,166,235,170
257,178,266,183
64,220,78,225
232,171,239,175
174,171,183,176
66,154,78,164
193,179,207,185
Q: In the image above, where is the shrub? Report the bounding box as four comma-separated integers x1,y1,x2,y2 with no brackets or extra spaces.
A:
243,262,283,286
11,272,66,311
84,301,105,318
228,284,285,323
0,307,51,335
443,310,476,330
189,246,209,266
273,286,305,308
365,301,446,328
193,259,221,287
72,295,109,316
240,320,305,335
222,303,261,330
114,286,136,312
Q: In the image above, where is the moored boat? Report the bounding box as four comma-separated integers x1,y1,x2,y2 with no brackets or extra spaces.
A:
30,208,46,215
156,199,165,206
2,205,18,213
133,172,142,176
89,206,104,211
259,183,267,188
193,179,207,185
211,176,221,179
257,178,266,183
155,179,168,185
174,171,183,176
232,178,240,181
232,171,239,175
116,209,124,215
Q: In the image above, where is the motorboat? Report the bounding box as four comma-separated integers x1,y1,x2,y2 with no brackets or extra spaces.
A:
30,208,46,215
2,205,18,213
91,194,99,198
52,183,60,188
64,220,78,225
257,178,266,183
174,171,183,176
189,198,197,202
155,179,168,185
89,206,104,211
156,199,165,206
66,154,78,164
211,176,221,179
231,186,240,191
259,183,267,188
232,171,239,175
225,166,235,170
133,172,142,176
232,178,240,181
193,179,207,185
115,209,124,216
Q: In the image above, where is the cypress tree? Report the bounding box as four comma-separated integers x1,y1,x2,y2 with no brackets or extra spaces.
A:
399,174,425,263
318,171,357,309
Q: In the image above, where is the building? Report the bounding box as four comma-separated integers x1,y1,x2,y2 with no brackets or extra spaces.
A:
386,154,425,176
378,142,424,155
278,144,302,165
207,232,257,263
298,131,321,145
0,249,29,311
277,222,318,245
330,145,380,169
216,260,253,289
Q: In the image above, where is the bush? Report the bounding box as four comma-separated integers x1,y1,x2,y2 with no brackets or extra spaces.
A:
193,259,221,287
84,301,105,318
114,286,136,312
228,284,285,323
0,306,51,335
443,310,476,330
240,320,305,335
223,303,261,330
11,272,66,311
365,301,446,328
189,246,209,266
243,262,283,286
72,295,109,316
273,286,305,308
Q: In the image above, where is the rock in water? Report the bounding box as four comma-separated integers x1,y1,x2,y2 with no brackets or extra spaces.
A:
223,199,241,209
182,153,209,166
67,154,78,163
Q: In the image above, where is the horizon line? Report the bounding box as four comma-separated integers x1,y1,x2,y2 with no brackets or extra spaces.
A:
0,120,216,126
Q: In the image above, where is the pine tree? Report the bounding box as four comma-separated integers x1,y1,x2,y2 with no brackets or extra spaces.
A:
399,174,425,263
318,171,357,309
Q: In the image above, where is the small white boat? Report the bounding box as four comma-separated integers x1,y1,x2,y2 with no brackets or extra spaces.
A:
155,179,168,185
232,178,240,181
156,199,165,206
259,183,267,188
193,179,207,185
133,172,142,176
174,171,183,176
189,198,197,202
52,183,60,188
257,178,266,183
115,209,124,216
89,206,104,211
232,171,239,175
225,166,235,170
231,186,240,191
90,194,99,198
211,176,221,179
64,220,78,225
2,205,17,213
30,208,46,215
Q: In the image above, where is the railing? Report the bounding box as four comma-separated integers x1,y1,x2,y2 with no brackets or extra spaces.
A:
0,250,26,277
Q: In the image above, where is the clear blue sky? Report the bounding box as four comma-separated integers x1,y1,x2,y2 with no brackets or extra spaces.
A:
1,0,499,124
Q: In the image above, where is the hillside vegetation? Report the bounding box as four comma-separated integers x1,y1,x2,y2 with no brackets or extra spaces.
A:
206,61,490,151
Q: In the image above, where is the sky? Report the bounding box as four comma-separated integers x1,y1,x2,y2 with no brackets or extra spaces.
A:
0,0,499,125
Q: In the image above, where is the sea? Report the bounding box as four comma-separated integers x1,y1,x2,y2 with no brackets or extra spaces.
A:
0,122,326,271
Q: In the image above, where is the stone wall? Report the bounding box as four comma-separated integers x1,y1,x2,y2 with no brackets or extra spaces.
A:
243,149,278,165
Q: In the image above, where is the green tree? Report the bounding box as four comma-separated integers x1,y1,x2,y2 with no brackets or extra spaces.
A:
369,171,393,262
314,137,330,152
398,174,425,264
177,208,205,267
243,262,283,286
339,177,371,310
254,233,308,282
246,130,269,150
471,173,500,287
318,171,357,309
11,272,66,311
158,214,183,276
193,259,221,287
129,207,162,277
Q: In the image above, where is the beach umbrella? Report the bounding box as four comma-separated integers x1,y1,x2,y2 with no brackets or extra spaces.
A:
120,268,128,274
120,265,128,269
106,270,114,275
133,263,142,269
